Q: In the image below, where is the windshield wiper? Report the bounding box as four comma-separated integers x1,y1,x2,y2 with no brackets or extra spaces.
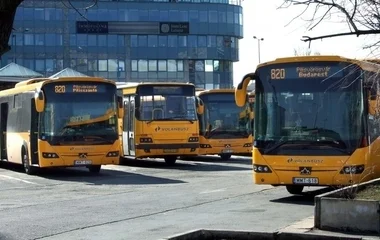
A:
264,139,349,154
146,117,194,124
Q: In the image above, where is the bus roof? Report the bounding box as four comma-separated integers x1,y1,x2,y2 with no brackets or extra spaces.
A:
197,88,235,96
116,82,195,90
256,55,380,73
0,76,113,97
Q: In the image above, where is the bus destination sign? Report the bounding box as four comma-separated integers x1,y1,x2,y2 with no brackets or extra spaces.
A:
269,65,343,80
54,84,106,93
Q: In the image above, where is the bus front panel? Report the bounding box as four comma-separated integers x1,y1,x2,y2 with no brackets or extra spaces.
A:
132,84,200,158
252,61,372,187
198,92,252,156
38,81,120,167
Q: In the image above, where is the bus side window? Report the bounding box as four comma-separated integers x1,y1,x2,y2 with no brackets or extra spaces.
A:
123,97,130,132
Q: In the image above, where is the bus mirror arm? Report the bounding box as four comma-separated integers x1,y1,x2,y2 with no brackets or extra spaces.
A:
235,73,256,107
117,96,124,118
34,90,45,113
196,97,204,115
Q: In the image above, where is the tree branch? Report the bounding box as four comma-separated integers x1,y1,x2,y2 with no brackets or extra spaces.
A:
301,29,380,42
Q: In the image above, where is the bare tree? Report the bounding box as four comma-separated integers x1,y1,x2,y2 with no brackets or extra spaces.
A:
280,0,380,48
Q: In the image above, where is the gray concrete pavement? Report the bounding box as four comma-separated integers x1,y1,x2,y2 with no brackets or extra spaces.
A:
0,156,329,240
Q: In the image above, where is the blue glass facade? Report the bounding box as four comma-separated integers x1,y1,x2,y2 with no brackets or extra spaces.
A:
2,0,243,89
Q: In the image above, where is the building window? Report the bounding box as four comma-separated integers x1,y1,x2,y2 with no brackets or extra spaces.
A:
168,60,177,72
205,60,213,72
159,36,167,47
178,36,187,47
177,60,184,71
99,60,107,71
168,36,177,47
138,36,147,47
148,35,157,47
138,60,148,72
24,34,34,45
131,60,138,71
98,35,107,46
158,60,166,71
148,60,157,71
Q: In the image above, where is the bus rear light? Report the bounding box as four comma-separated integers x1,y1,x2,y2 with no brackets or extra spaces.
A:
140,137,153,143
42,152,59,158
243,143,252,147
106,151,119,157
340,165,365,174
200,144,212,148
253,164,272,173
188,137,199,142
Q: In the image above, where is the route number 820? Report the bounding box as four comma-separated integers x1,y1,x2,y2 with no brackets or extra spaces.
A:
55,85,66,93
270,68,286,79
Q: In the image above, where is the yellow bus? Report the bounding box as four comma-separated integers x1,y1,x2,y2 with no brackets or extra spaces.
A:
117,82,203,165
0,77,123,175
235,55,380,194
196,89,253,160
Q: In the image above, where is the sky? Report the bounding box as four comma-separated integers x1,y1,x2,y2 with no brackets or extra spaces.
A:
232,0,380,86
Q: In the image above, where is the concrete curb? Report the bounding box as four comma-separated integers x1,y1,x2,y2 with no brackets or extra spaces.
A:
161,229,362,240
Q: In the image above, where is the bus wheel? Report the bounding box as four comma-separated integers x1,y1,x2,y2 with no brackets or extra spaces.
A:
220,153,232,160
286,185,304,195
22,150,36,175
164,156,177,165
88,165,101,173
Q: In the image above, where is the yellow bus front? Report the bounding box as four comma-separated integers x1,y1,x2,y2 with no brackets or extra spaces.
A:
121,84,199,165
198,90,252,160
36,81,121,172
235,57,380,194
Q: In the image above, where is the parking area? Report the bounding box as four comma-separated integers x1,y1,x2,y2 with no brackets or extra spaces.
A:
0,155,329,240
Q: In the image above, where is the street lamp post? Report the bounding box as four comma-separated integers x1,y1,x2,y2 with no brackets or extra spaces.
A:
253,36,264,63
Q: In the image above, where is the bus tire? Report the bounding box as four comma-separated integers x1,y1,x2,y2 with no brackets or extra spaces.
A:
88,165,101,173
164,156,177,165
220,153,232,160
286,185,304,195
22,148,37,175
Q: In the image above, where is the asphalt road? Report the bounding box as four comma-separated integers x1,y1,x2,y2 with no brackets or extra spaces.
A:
0,156,330,240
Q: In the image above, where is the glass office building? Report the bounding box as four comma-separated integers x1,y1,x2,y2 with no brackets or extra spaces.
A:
1,0,243,89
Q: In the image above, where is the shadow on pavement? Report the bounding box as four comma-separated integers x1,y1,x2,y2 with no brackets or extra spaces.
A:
180,155,252,165
0,161,186,185
120,157,251,172
270,187,334,206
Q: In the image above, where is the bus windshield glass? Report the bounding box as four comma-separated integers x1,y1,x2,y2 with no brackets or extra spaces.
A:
137,85,197,122
40,82,118,145
200,93,251,139
255,62,364,154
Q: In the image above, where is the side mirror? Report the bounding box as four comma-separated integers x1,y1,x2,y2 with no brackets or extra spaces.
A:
117,96,124,118
196,97,204,115
34,90,45,113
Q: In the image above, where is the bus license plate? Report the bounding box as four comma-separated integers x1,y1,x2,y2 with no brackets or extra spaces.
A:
74,160,92,165
163,149,178,153
293,177,319,185
222,149,233,153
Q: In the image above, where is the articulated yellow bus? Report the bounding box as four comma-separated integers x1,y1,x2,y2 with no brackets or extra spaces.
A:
0,77,123,175
196,89,253,160
235,55,380,194
117,82,203,165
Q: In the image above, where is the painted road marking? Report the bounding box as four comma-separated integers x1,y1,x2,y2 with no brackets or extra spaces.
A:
0,174,41,185
200,188,226,194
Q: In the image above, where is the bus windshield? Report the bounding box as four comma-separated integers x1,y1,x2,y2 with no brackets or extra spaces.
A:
255,62,364,155
40,82,118,145
200,93,251,139
137,85,197,122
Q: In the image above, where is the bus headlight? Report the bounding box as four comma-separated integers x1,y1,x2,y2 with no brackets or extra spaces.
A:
140,137,153,143
188,137,199,142
106,151,119,157
243,143,252,147
340,165,365,174
42,152,59,158
253,164,272,173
